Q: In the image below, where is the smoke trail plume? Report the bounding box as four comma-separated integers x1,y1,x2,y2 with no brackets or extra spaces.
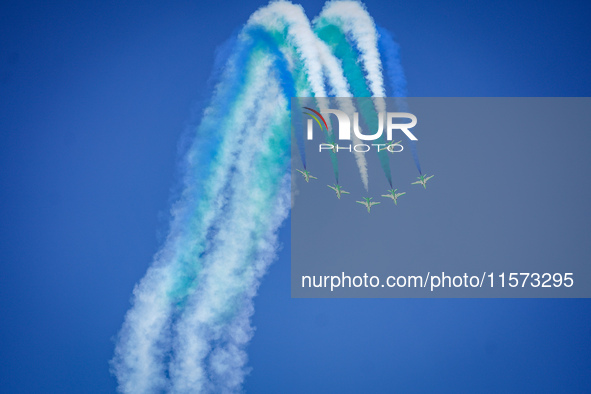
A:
377,26,423,174
112,1,407,392
316,1,395,188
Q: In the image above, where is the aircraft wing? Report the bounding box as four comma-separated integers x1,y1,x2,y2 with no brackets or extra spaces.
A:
396,192,406,197
356,201,366,206
411,180,421,185
310,175,317,179
370,201,381,206
425,175,434,181
327,185,336,191
296,169,304,175
381,194,392,199
342,190,350,194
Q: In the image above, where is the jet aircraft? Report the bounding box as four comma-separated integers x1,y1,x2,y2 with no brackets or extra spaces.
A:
356,197,381,213
411,174,434,189
327,184,350,199
382,189,406,205
296,169,317,183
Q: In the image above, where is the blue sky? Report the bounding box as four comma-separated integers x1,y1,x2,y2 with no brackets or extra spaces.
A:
1,0,590,392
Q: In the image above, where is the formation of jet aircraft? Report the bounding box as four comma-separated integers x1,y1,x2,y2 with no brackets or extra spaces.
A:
296,168,434,212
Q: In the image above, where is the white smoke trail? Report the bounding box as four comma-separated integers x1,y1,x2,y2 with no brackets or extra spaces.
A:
112,48,283,394
249,2,326,96
169,57,289,392
318,0,385,97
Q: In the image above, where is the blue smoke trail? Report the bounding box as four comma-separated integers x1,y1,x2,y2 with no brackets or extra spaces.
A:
378,26,422,174
248,27,310,171
377,26,407,98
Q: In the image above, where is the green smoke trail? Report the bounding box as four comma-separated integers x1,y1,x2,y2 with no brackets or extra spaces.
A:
256,25,341,182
